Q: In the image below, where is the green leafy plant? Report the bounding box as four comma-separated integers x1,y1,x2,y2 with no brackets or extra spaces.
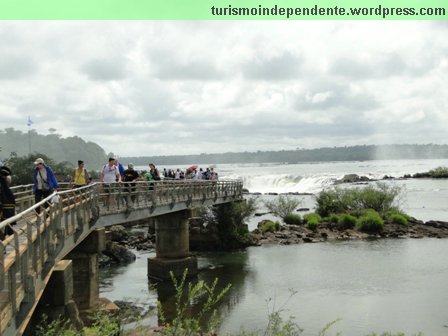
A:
357,211,384,233
384,210,409,225
283,214,302,225
35,314,78,336
259,220,281,233
350,208,379,218
303,213,322,230
83,311,120,336
388,214,408,225
328,214,340,224
337,214,357,230
263,196,302,220
157,269,231,336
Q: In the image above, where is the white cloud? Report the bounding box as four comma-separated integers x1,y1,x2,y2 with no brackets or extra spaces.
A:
0,21,447,156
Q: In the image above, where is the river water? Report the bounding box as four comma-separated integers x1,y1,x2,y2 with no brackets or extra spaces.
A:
101,159,448,335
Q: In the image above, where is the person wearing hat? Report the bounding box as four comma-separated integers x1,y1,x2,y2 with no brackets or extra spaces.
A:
72,160,90,189
123,163,139,205
0,165,16,238
33,158,59,208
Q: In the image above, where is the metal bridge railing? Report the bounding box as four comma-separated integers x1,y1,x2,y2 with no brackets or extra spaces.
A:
96,179,243,215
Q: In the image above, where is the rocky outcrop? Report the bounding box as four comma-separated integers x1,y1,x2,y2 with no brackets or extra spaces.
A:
335,174,373,184
102,241,136,264
100,225,155,267
251,219,448,246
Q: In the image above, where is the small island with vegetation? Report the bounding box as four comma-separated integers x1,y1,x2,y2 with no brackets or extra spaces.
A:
249,183,448,246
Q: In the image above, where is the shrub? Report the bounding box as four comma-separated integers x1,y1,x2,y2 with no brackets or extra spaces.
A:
259,220,280,233
384,209,410,225
208,198,257,249
36,312,120,336
429,166,448,178
35,315,78,336
328,214,340,224
413,166,448,178
388,213,409,225
303,213,321,230
306,221,318,230
263,195,302,219
350,208,380,218
83,311,120,336
283,213,302,225
357,212,384,233
354,183,402,214
337,214,357,230
315,188,354,217
315,183,403,217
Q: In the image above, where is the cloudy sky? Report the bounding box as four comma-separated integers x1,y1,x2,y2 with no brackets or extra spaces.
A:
0,21,447,157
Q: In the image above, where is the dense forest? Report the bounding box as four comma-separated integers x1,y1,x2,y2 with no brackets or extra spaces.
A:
0,128,108,167
121,144,448,166
1,128,447,167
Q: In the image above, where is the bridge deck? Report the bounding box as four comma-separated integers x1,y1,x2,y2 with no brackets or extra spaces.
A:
0,179,243,336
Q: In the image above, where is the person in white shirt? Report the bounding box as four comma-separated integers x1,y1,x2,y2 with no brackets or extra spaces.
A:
196,168,204,180
100,158,121,208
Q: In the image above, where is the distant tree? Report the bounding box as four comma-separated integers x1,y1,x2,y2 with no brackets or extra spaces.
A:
0,127,108,167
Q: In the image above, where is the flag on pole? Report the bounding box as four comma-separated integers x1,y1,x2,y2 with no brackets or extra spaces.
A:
27,116,33,127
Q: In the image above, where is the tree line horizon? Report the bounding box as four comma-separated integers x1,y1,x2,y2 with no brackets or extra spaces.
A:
1,127,448,167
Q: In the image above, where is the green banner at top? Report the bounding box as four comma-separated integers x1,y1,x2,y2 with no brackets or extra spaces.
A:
0,0,446,19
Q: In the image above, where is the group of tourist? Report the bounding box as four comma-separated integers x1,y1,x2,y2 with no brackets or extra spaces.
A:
162,166,219,181
97,158,219,184
1,157,221,237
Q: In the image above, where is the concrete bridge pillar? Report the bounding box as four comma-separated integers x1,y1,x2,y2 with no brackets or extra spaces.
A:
65,229,119,321
25,260,84,335
148,210,198,280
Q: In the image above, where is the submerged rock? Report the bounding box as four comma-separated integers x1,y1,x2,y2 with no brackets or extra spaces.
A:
103,241,136,264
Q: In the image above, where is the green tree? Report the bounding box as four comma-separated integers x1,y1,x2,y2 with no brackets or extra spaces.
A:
207,198,257,249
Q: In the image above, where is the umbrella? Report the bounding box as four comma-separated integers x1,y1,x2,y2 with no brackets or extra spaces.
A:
186,165,198,174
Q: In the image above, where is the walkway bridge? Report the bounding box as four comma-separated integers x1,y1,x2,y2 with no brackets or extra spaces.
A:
0,180,243,335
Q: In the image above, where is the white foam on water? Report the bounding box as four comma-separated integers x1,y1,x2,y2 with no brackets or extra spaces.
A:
224,173,338,194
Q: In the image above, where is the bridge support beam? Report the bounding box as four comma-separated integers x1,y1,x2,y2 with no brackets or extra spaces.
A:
66,229,119,321
148,210,198,280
